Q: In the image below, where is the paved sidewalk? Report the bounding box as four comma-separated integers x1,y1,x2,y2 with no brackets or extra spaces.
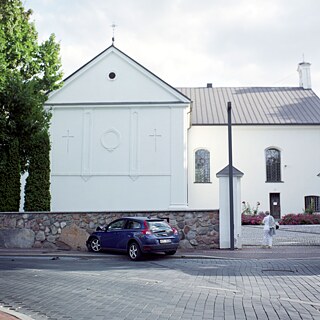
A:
0,244,319,261
242,224,320,246
1,250,320,320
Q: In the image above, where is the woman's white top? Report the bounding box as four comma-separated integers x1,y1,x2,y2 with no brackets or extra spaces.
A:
263,215,275,231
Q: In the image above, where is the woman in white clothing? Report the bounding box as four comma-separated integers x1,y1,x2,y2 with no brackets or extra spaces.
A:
262,212,276,248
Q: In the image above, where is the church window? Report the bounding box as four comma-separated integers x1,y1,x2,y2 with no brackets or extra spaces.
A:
305,196,320,213
195,149,210,183
108,72,116,80
266,148,281,182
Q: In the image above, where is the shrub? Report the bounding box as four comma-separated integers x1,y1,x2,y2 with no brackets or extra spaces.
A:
242,212,266,225
0,138,21,211
280,213,320,225
24,131,51,211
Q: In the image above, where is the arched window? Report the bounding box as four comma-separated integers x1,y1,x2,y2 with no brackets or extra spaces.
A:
195,149,210,183
266,148,281,182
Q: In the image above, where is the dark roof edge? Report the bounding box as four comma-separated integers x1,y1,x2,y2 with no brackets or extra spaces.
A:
114,46,191,102
63,44,114,83
45,101,189,107
177,86,313,90
216,165,244,177
62,44,191,103
191,123,320,126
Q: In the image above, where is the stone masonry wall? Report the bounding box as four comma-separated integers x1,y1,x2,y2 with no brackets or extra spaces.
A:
0,210,219,251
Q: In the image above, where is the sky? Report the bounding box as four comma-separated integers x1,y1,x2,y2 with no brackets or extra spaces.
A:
25,0,320,95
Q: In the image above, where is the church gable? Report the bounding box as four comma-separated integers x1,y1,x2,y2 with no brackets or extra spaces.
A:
48,46,190,105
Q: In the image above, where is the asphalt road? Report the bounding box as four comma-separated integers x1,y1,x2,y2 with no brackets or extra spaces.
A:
1,255,320,320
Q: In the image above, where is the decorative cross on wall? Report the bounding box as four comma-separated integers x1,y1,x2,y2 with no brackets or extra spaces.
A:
149,129,162,152
62,130,74,153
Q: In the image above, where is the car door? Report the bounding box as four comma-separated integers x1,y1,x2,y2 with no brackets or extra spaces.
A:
117,219,142,250
101,219,126,250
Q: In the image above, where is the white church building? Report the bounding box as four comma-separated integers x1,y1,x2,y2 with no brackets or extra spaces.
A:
46,45,320,218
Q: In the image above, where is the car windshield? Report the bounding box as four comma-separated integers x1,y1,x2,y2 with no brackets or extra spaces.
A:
147,220,171,232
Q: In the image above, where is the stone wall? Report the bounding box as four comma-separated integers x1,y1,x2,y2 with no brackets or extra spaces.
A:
0,210,219,251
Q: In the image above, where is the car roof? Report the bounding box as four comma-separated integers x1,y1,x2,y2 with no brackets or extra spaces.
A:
122,217,165,221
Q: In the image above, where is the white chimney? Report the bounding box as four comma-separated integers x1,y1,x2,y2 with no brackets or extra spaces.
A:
297,62,311,89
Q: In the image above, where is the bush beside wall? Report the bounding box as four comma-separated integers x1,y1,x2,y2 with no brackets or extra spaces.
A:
0,139,20,212
24,131,51,211
280,213,320,225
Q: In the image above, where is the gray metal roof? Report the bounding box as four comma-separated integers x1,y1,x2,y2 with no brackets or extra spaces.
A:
216,165,244,178
177,87,320,125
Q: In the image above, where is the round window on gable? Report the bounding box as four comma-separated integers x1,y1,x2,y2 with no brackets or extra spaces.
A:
108,72,116,80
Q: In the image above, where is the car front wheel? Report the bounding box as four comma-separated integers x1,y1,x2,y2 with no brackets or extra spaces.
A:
88,238,101,252
128,242,142,261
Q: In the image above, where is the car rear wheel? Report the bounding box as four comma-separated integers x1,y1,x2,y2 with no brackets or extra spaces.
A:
88,238,101,252
165,250,176,255
128,242,142,261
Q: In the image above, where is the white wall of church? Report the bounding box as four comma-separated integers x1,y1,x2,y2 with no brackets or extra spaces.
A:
188,125,320,216
46,45,191,212
50,105,188,211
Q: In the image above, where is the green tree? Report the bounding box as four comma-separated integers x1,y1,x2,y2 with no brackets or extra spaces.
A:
24,131,51,211
0,138,20,211
0,0,63,211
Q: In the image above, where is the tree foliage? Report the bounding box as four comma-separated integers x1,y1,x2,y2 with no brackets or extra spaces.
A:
0,0,63,211
0,138,20,211
24,131,51,211
0,0,62,90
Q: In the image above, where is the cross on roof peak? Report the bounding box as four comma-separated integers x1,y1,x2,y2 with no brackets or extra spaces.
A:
111,23,117,45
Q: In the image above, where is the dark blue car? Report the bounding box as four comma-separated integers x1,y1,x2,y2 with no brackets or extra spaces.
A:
86,217,180,260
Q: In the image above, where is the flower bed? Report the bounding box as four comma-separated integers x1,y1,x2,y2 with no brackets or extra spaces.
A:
279,213,320,225
241,213,266,225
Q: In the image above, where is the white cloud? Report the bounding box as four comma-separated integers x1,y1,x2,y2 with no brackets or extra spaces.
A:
25,0,320,94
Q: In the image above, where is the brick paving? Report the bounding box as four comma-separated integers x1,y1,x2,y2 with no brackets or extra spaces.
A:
0,224,319,320
0,255,320,319
242,224,320,247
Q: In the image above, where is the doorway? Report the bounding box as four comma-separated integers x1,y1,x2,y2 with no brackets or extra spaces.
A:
269,193,281,219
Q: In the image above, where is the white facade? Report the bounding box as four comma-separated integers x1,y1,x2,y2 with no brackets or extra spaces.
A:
46,46,320,216
47,46,190,211
188,125,320,216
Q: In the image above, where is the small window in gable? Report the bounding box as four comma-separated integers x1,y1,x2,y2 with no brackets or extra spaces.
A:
305,196,320,213
195,149,210,183
266,148,281,182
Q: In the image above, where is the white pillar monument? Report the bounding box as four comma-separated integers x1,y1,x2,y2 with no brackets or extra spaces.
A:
217,165,244,249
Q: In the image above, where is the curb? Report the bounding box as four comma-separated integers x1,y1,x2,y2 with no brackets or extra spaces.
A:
0,246,320,260
0,307,34,320
0,251,230,260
